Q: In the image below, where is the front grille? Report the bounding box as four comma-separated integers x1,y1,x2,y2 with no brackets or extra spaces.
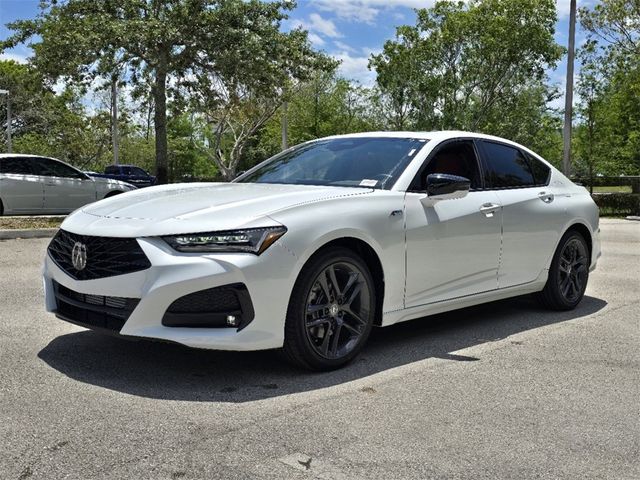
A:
48,229,151,280
53,281,139,332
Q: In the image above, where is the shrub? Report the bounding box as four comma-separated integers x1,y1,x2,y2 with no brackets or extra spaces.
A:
591,193,640,216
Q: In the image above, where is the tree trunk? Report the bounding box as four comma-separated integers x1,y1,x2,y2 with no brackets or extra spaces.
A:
281,101,289,151
111,76,119,165
153,54,169,184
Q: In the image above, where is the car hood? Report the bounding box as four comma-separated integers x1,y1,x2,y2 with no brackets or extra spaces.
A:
62,182,373,237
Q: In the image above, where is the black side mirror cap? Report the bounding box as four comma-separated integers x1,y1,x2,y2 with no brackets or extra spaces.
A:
426,173,471,199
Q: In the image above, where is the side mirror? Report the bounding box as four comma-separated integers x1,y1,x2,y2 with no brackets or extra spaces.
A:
424,173,470,201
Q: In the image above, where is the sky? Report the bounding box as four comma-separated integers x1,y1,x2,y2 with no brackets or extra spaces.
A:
0,0,598,109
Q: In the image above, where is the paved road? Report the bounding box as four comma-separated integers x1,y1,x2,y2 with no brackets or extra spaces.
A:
1,219,638,480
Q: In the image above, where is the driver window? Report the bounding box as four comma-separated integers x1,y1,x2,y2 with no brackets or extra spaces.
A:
40,158,83,179
415,141,481,190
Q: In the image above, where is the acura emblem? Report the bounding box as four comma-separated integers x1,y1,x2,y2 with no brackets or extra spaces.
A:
71,242,87,271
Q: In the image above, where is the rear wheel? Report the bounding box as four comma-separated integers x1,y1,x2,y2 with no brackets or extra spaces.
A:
539,230,590,310
282,247,376,371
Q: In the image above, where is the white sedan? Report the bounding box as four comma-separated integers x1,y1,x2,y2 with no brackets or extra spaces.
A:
0,154,136,215
43,131,600,370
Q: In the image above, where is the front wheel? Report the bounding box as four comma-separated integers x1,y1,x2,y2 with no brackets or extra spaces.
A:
282,248,376,371
539,230,590,310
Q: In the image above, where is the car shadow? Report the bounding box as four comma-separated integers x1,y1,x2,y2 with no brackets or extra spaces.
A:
38,295,607,403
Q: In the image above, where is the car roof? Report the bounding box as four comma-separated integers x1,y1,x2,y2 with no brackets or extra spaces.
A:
322,130,524,145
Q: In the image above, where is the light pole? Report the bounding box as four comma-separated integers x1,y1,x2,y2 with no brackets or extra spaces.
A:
0,89,11,153
562,0,577,177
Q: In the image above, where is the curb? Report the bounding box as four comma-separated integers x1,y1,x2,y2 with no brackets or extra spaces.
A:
626,216,640,221
0,228,58,240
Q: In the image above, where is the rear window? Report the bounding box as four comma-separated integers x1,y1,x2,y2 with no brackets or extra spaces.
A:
105,166,119,174
480,141,535,188
0,157,33,175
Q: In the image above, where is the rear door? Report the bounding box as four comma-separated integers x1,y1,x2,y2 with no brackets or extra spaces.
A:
404,140,502,307
477,140,566,288
32,158,96,213
0,157,44,213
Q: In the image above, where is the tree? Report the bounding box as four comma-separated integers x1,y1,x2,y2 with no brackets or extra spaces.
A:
2,0,321,184
369,0,564,142
250,70,381,164
577,0,640,176
0,59,110,163
189,28,334,180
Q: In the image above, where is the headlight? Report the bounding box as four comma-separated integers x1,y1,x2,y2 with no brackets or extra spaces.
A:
162,226,287,254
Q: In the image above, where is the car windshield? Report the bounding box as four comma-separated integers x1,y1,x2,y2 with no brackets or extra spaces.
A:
237,137,428,189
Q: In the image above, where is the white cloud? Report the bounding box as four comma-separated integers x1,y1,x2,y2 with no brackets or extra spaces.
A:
334,40,357,53
308,32,326,46
308,12,342,38
312,0,436,24
556,0,597,19
0,52,28,64
332,50,376,86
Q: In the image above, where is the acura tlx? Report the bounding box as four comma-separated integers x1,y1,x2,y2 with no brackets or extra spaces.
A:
43,131,600,370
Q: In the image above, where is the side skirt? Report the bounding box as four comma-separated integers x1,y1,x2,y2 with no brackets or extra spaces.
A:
380,270,548,327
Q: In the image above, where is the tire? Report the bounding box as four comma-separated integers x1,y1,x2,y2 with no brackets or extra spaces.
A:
282,247,377,371
539,230,590,310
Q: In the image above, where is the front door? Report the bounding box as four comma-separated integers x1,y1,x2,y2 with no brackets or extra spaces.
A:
404,140,502,308
32,157,96,213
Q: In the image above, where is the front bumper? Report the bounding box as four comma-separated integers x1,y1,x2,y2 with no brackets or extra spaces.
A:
43,236,298,351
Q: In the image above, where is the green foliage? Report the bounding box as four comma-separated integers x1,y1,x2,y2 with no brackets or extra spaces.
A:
369,0,564,143
592,193,640,216
2,0,327,182
575,0,640,177
249,71,383,167
0,59,110,164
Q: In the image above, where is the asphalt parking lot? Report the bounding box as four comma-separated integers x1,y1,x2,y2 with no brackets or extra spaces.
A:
0,218,638,479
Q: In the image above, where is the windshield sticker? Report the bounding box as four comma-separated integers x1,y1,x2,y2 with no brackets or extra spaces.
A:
408,148,417,157
360,179,378,187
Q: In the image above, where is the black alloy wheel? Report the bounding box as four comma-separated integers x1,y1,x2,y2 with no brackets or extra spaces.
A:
283,247,376,370
539,230,590,310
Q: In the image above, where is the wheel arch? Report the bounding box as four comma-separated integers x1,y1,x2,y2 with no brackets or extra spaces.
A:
547,220,595,270
299,236,386,327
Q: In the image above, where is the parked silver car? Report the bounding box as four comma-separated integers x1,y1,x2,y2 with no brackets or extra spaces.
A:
0,154,136,215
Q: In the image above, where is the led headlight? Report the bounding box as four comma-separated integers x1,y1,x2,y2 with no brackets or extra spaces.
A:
162,226,287,254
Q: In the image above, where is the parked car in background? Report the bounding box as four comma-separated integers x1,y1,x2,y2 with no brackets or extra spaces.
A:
43,131,600,370
88,164,156,188
0,154,136,215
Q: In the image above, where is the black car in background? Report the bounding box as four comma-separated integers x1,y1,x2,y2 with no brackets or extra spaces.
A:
87,164,156,188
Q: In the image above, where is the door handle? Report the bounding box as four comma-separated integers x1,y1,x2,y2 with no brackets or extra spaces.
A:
538,191,554,203
479,203,501,217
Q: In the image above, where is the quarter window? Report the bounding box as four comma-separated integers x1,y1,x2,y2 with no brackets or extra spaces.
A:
526,152,551,186
480,141,535,188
